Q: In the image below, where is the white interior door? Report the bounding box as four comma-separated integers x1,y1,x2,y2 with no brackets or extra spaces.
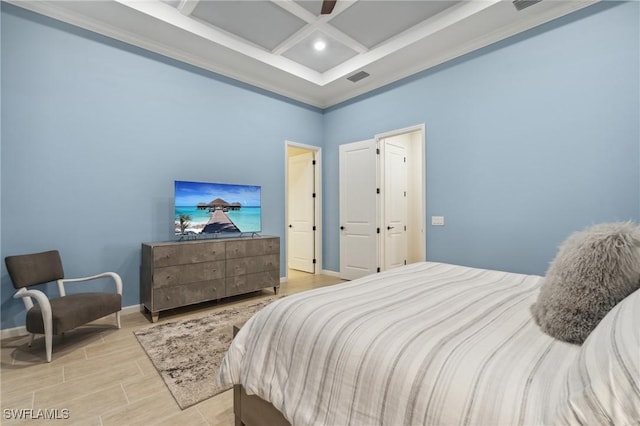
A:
288,151,315,273
339,140,379,280
383,140,408,270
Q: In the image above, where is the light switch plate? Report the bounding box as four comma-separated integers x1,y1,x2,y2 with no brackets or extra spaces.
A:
431,216,445,226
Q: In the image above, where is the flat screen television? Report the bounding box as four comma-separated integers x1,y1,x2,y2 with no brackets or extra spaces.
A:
174,180,261,237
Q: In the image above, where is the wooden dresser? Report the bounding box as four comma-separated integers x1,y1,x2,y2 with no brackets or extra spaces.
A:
140,236,279,322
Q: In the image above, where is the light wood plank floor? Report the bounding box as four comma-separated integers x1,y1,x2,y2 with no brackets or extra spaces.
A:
1,271,344,425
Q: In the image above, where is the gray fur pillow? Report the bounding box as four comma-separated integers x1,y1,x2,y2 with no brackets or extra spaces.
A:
531,222,640,344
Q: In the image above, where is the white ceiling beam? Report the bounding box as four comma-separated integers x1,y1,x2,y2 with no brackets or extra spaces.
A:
271,0,319,24
177,0,199,16
319,0,501,85
273,22,368,56
326,0,359,19
114,0,325,84
272,25,317,55
313,1,368,53
271,0,366,55
317,23,368,54
270,0,358,23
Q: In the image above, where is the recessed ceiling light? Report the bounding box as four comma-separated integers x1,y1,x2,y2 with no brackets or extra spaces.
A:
313,40,327,52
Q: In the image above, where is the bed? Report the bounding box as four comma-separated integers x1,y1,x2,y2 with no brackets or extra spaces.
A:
217,261,640,426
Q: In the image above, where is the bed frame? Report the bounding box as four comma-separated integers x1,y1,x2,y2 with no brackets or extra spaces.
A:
232,325,291,426
234,384,290,426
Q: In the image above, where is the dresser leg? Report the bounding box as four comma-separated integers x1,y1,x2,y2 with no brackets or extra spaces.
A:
273,286,279,295
151,312,159,323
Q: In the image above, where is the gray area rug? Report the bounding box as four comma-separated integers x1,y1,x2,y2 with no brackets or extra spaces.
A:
134,297,279,409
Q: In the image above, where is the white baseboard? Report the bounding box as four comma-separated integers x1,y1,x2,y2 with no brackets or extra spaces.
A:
0,304,142,340
320,269,341,277
281,270,341,281
121,303,143,316
0,325,27,340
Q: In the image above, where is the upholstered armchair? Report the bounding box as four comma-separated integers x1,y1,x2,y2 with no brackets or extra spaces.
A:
5,250,123,362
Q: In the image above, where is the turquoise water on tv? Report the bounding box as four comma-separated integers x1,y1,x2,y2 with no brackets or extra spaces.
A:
175,206,261,233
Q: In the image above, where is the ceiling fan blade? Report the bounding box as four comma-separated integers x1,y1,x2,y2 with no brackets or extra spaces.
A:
321,0,337,15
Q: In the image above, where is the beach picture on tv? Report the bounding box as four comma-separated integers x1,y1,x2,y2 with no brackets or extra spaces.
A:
174,180,261,236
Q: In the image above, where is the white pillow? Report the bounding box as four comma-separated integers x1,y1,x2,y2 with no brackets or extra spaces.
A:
554,288,640,425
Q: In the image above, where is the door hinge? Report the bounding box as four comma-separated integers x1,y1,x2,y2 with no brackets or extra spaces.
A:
376,188,380,194
376,148,380,155
404,225,407,231
312,225,316,231
312,160,316,165
404,260,407,265
404,157,407,163
312,193,316,198
313,258,317,264
404,191,407,197
377,267,381,273
377,227,380,234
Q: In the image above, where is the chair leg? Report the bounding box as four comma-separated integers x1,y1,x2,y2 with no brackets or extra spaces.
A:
40,304,53,363
115,311,121,329
44,328,53,363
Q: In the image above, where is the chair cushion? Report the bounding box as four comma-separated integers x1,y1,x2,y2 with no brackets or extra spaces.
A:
26,293,122,335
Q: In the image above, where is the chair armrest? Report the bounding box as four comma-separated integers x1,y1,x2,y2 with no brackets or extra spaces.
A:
14,287,52,318
57,272,123,297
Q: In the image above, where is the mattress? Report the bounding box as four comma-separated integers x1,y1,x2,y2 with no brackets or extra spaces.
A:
218,262,580,425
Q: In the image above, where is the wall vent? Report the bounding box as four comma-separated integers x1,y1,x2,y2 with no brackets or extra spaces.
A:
513,0,542,11
347,71,370,83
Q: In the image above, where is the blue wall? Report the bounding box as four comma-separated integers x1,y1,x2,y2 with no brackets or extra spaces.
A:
2,2,639,330
322,1,640,275
0,3,323,330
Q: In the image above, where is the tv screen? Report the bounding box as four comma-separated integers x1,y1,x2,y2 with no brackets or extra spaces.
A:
174,180,261,236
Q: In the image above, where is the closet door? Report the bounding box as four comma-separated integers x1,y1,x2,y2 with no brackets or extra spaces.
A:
382,140,408,270
339,140,379,280
288,151,315,273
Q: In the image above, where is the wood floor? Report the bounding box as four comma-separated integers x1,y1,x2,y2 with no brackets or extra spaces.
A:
1,270,344,425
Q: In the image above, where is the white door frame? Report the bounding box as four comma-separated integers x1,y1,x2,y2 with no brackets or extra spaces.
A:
375,124,427,263
284,140,322,278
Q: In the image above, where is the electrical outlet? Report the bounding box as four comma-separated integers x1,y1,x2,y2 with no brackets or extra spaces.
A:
431,216,445,226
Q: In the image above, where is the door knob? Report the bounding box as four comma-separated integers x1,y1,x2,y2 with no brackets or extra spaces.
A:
340,226,345,230
387,226,394,230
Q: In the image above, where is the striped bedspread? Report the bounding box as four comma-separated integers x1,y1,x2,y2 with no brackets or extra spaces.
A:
218,262,580,425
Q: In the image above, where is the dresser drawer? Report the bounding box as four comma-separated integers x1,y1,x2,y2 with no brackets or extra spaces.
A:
226,254,279,276
153,280,225,311
152,241,226,267
226,237,279,259
261,238,279,255
153,260,225,287
261,254,279,271
226,271,279,297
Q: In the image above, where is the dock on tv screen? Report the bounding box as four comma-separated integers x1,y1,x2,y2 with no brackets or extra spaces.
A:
174,180,261,236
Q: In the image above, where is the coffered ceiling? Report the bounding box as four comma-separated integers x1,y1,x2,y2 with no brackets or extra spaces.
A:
10,0,598,108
